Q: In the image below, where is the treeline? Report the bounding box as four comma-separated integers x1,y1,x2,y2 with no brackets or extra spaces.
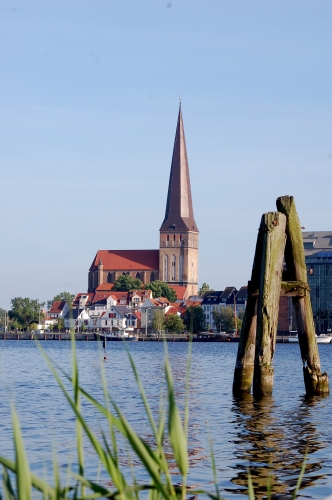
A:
0,292,75,332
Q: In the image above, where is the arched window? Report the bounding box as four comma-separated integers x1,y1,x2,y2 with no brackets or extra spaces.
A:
179,255,183,282
173,234,176,241
136,272,141,280
163,255,168,281
150,271,155,282
172,254,176,281
107,272,114,283
167,235,169,241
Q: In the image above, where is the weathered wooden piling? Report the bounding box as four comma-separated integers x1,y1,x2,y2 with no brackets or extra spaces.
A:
252,212,286,397
276,195,329,395
233,219,265,395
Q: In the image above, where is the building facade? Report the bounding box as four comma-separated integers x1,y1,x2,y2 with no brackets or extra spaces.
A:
303,231,332,332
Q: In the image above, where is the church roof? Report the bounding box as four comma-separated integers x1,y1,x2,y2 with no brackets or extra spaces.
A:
89,250,159,272
160,104,198,233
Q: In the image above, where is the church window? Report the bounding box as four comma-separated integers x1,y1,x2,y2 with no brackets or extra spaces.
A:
150,271,155,282
171,255,176,281
167,235,169,241
173,234,176,241
163,255,168,281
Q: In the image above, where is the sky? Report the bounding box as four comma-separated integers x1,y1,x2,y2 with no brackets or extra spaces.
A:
0,0,331,309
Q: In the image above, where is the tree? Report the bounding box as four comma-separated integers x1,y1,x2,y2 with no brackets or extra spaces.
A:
112,275,143,291
164,313,184,334
55,318,64,332
9,297,45,331
198,283,215,297
47,292,75,310
212,306,241,332
145,281,177,302
151,309,165,334
183,305,206,334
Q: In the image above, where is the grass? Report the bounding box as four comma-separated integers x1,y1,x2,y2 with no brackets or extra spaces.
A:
0,335,307,499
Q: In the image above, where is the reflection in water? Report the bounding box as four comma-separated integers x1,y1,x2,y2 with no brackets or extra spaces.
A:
229,394,327,498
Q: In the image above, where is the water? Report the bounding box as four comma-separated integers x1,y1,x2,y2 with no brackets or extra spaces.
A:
0,340,332,499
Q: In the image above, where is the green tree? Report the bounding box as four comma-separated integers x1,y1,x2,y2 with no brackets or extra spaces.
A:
55,318,64,332
183,305,206,334
151,309,165,334
112,275,143,291
145,281,177,302
164,313,184,334
47,292,75,310
198,283,215,297
212,306,241,332
9,297,45,331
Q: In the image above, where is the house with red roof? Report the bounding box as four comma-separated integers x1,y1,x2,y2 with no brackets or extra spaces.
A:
49,300,69,319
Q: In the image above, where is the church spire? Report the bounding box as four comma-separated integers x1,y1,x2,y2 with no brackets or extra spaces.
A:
160,105,198,233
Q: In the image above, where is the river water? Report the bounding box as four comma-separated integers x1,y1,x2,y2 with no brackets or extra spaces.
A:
0,340,331,499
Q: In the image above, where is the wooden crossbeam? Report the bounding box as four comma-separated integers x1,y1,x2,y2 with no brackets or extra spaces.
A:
280,280,310,296
249,280,310,297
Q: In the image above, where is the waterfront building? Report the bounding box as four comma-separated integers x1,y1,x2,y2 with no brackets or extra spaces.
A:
88,104,199,299
48,300,69,320
303,231,332,332
201,288,238,330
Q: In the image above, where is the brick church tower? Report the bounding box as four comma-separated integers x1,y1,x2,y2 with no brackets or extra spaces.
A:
159,104,199,297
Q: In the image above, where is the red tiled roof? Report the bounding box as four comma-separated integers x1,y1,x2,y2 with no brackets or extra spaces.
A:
185,301,202,307
166,307,179,315
91,292,115,304
106,291,129,302
169,285,187,300
49,300,67,313
90,250,159,272
96,283,114,291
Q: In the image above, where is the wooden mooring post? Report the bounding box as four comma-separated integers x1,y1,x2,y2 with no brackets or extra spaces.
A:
233,196,329,397
277,195,329,395
253,212,286,397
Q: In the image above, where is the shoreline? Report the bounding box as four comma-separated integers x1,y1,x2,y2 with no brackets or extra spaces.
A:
0,333,292,343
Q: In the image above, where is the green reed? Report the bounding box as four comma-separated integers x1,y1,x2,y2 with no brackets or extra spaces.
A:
0,335,306,499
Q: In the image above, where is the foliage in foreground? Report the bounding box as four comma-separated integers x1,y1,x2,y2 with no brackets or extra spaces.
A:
0,337,307,500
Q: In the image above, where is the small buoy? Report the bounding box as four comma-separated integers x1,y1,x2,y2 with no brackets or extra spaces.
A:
104,356,107,360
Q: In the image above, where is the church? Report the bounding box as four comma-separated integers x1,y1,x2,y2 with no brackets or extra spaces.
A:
88,104,199,299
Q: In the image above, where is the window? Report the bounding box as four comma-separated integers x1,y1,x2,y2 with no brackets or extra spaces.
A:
164,255,168,281
179,255,183,281
171,255,176,281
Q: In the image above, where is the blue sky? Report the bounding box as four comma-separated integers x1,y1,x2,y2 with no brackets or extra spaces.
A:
0,0,331,308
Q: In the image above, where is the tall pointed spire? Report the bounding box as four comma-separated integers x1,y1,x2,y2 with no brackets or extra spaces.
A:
160,105,198,233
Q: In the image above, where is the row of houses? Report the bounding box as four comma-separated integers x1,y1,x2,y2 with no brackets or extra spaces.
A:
48,285,249,333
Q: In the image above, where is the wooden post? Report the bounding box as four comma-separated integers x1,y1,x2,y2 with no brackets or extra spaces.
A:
253,212,286,397
276,195,329,395
233,219,265,395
